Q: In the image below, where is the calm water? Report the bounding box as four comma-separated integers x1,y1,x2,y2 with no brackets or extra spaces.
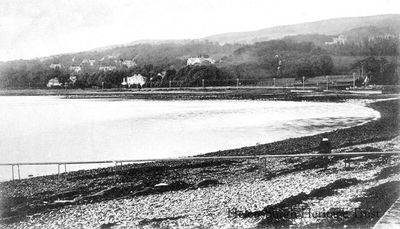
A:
0,96,380,180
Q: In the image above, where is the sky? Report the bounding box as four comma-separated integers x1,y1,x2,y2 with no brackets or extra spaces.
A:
0,0,399,61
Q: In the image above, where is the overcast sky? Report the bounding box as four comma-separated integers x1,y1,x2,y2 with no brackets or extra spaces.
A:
0,0,399,61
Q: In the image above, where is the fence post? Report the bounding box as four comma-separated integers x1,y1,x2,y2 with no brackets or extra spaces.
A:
11,165,14,181
236,78,239,90
169,80,171,88
202,79,205,88
17,165,20,180
57,164,60,181
264,157,267,171
114,162,118,183
273,78,276,87
326,76,329,90
64,164,67,173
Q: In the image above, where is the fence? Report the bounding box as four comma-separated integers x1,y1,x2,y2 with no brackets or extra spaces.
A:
1,151,399,181
145,77,354,89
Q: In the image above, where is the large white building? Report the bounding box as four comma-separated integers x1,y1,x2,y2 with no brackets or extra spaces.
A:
47,78,62,87
325,35,347,45
124,74,146,87
187,56,215,66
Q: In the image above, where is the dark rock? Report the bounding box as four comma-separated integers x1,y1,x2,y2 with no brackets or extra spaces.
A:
195,179,221,188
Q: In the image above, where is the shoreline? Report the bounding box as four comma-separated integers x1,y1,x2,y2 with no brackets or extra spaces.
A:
202,98,399,157
1,88,398,102
0,96,399,228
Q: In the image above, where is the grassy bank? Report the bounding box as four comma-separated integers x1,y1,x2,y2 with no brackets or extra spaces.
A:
0,98,399,228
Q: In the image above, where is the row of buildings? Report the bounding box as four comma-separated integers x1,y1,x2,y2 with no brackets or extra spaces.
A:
46,56,216,88
50,56,216,73
49,59,137,72
324,33,400,46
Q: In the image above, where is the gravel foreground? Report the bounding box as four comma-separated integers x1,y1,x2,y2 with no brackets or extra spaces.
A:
0,98,399,229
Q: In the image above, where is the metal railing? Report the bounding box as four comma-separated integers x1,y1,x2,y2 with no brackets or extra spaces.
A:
1,151,399,181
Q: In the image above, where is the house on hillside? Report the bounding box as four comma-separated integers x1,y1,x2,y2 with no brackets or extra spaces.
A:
187,56,215,66
49,63,62,69
69,66,82,73
151,71,166,81
69,75,77,84
89,59,96,66
122,59,137,68
47,78,62,87
368,33,399,41
99,66,116,71
125,74,146,87
325,35,346,45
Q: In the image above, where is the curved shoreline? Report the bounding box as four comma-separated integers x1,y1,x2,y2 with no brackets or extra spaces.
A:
202,98,399,157
0,97,399,228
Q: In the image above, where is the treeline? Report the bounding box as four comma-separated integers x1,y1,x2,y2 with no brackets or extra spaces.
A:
325,37,399,56
283,31,399,56
0,38,398,88
352,56,399,85
225,40,334,79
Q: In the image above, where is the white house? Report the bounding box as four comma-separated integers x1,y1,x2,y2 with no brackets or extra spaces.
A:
69,75,77,84
89,60,96,66
122,60,137,68
47,78,62,87
325,35,347,45
69,66,82,73
99,66,117,71
187,56,215,66
125,74,146,87
49,64,62,69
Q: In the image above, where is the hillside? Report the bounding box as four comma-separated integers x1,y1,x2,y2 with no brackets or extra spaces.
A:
0,14,399,89
203,14,400,44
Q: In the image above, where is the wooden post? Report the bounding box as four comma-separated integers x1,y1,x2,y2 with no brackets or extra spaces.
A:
273,78,276,87
64,164,67,173
169,80,172,88
57,164,60,180
326,76,329,90
264,157,267,172
202,79,205,88
11,165,14,181
236,78,239,90
17,165,20,180
114,162,118,183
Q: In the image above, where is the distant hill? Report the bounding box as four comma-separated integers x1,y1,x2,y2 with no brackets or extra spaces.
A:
202,14,400,44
